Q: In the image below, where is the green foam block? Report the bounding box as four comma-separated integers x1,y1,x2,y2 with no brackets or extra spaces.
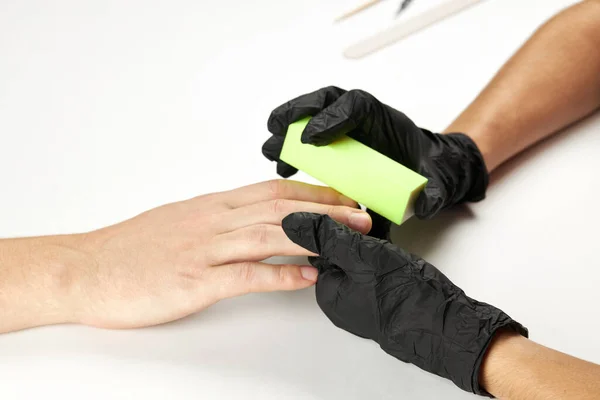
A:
280,117,428,225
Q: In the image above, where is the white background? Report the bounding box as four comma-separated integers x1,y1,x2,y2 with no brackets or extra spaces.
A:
1,0,598,399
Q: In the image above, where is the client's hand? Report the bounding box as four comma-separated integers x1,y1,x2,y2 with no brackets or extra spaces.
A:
61,180,371,329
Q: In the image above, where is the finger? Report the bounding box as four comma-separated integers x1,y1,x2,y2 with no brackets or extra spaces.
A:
261,136,298,178
315,270,346,316
313,258,346,305
267,86,347,136
301,89,376,146
414,180,445,219
276,161,298,178
207,224,316,266
262,135,284,162
208,262,318,300
215,199,371,235
308,255,327,272
220,179,358,209
282,212,392,277
366,208,392,241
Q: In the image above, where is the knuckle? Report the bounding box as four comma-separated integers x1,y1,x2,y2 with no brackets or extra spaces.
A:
326,205,340,218
238,262,256,284
194,192,232,210
348,89,373,103
269,198,289,215
322,85,340,92
197,192,217,202
250,224,271,246
267,179,286,199
273,265,293,288
322,85,345,94
348,88,367,97
277,266,289,286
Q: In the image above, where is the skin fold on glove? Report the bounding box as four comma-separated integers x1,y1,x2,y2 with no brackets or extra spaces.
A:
262,86,489,224
282,212,528,396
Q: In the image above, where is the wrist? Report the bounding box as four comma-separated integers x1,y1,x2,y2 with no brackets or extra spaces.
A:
47,233,98,325
479,330,531,397
428,294,528,395
0,234,94,332
448,133,490,203
442,105,508,173
434,133,490,206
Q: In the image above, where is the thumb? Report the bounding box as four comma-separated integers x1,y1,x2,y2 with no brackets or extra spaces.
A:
282,212,381,278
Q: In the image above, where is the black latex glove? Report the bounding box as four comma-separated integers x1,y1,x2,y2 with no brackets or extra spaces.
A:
282,212,528,397
262,86,489,222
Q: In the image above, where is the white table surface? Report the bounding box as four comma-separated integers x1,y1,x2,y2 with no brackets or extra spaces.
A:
1,0,598,398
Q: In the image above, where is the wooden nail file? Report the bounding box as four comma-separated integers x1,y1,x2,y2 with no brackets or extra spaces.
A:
344,0,488,59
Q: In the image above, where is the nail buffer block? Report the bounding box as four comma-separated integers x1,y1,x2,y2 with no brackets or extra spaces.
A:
280,117,428,225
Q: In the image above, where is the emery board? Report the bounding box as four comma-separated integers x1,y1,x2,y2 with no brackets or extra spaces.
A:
280,117,428,225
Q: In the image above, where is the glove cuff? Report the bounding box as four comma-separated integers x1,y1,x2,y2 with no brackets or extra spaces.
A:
469,317,529,397
444,133,490,204
444,301,528,397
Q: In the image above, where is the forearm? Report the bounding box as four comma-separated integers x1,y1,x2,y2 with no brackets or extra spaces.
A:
445,0,600,172
0,235,85,333
481,331,600,399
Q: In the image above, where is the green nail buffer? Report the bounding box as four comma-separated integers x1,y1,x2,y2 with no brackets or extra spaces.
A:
280,117,428,225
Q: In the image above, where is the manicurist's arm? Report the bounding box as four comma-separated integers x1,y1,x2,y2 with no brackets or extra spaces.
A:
480,330,600,399
445,0,600,172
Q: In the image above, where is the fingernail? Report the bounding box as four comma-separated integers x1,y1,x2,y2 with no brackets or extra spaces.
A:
300,266,318,281
348,211,371,232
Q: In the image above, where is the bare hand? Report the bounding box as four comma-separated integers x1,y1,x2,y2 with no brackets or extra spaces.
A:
66,180,371,329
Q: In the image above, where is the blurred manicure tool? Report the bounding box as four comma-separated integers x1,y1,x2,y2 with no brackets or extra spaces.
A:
396,0,415,15
335,0,414,22
340,0,487,59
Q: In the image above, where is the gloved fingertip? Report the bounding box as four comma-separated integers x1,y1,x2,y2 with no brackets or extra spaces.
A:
308,256,331,273
276,162,297,178
300,121,325,146
282,212,323,254
262,136,283,162
301,115,340,147
414,191,442,219
366,209,392,241
266,118,279,136
267,109,288,136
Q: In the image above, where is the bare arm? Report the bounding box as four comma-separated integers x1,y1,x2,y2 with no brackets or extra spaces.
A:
445,0,600,172
0,235,84,332
481,331,600,399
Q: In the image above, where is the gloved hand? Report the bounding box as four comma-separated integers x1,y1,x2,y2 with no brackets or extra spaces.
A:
281,212,528,397
262,86,489,222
